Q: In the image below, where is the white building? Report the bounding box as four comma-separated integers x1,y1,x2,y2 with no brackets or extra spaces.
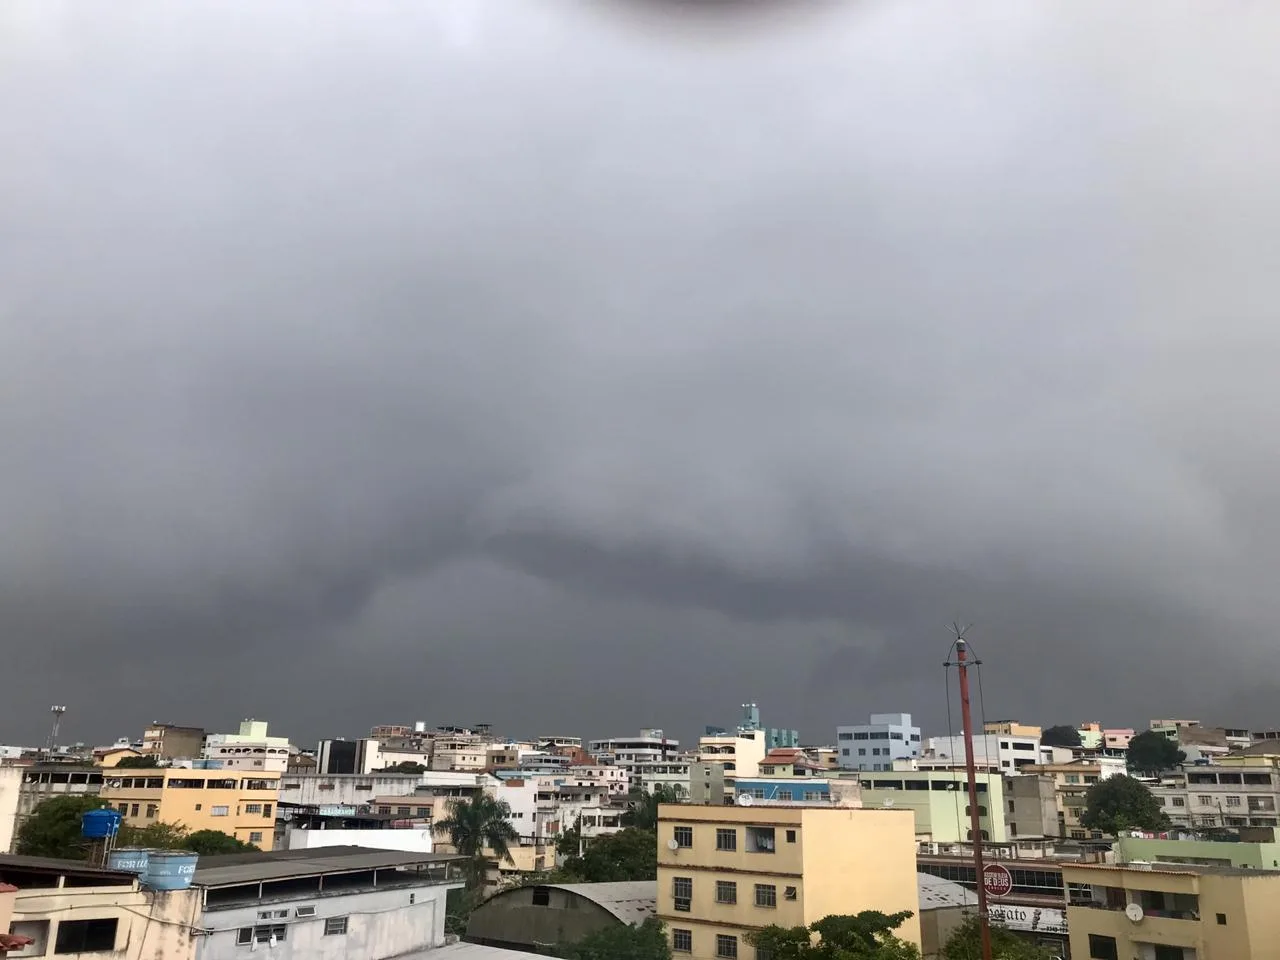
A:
920,733,1041,773
632,759,693,796
278,771,495,808
286,826,435,853
836,713,921,771
587,730,680,783
697,731,766,785
203,719,293,772
193,847,466,960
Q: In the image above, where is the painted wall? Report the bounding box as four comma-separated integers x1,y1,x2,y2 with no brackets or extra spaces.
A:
99,771,279,849
0,767,21,853
197,884,451,960
10,881,201,960
1115,836,1280,869
285,827,434,853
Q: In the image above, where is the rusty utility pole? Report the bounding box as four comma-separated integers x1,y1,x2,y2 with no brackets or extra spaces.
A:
949,634,993,960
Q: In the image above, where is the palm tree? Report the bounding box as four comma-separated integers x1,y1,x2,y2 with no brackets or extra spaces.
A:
436,794,519,887
622,783,685,831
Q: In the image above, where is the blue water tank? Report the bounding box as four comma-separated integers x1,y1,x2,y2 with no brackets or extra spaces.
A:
142,850,199,891
81,808,123,839
107,848,151,875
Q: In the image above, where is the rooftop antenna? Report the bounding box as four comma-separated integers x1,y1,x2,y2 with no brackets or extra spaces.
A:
944,624,992,960
46,705,67,759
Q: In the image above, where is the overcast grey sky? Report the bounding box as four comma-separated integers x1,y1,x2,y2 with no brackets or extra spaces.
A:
3,1,1280,748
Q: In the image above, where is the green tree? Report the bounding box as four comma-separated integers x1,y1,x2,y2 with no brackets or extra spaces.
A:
559,827,657,882
621,784,684,831
1040,725,1082,749
1125,730,1186,776
1081,774,1170,835
940,915,1054,959
383,761,427,774
557,816,584,858
436,794,520,887
558,916,671,960
119,821,190,849
748,911,920,960
183,829,257,854
114,755,160,769
15,795,105,859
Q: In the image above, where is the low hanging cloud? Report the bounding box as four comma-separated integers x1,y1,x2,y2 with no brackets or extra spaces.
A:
3,0,1279,745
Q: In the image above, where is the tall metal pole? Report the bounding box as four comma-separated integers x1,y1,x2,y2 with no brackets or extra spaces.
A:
955,639,993,960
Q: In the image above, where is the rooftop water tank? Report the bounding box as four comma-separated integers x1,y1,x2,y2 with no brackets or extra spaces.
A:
142,850,199,891
107,848,150,875
81,808,123,839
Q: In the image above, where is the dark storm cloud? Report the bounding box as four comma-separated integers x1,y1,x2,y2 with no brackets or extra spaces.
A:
2,1,1279,745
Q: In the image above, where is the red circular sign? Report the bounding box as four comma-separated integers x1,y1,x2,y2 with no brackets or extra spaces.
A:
982,863,1013,898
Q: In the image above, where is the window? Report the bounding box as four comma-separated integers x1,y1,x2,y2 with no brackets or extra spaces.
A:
1216,913,1227,925
673,877,692,911
966,805,988,817
804,790,821,801
54,918,118,954
674,826,693,848
129,803,139,816
784,886,797,900
716,881,737,904
244,804,262,814
857,749,866,756
1065,775,1080,784
890,732,904,740
870,732,889,740
716,828,737,851
1172,797,1186,807
116,802,127,813
1087,934,1118,960
1226,796,1242,807
673,930,692,953
841,748,849,756
785,829,796,843
324,917,349,936
398,806,411,815
211,805,229,817
532,887,550,906
746,826,775,852
716,935,738,959
249,832,263,843
379,806,391,814
1198,795,1213,805
295,906,316,918
853,733,869,740
755,884,777,908
145,803,158,818
237,928,252,946
417,807,430,817
838,732,853,740
254,925,286,944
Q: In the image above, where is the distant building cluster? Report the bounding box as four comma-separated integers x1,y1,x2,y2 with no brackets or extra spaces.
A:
4,709,1280,958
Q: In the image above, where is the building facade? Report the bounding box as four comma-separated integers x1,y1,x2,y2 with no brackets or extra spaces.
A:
7,767,104,853
1,854,202,960
698,734,765,788
193,847,465,960
656,803,920,960
856,770,1008,843
1064,861,1280,959
202,720,293,772
99,769,281,849
921,734,1041,773
1152,767,1280,830
836,714,921,772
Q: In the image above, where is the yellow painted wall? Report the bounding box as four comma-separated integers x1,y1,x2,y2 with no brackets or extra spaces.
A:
100,769,280,849
657,805,919,959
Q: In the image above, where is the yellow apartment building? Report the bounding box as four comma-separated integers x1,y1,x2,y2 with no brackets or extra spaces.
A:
984,721,1043,739
657,803,919,960
99,768,280,849
1063,862,1280,960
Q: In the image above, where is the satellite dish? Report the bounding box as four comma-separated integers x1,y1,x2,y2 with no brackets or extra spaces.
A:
1125,903,1144,923
882,799,895,808
667,838,680,851
737,794,755,806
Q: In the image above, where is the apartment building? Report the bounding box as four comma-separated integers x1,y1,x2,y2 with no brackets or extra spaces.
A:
1064,861,1280,959
5,766,104,852
203,719,293,772
698,732,765,787
589,731,681,784
0,854,202,960
634,759,694,796
984,721,1043,739
99,768,281,848
689,763,728,807
656,804,919,960
140,723,205,760
836,713,921,771
430,736,492,772
1003,774,1060,839
1022,759,1124,839
1077,723,1136,751
921,733,1042,773
1114,833,1280,870
857,770,1007,843
1152,767,1280,829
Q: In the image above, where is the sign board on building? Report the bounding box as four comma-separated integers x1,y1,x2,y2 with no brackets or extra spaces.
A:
987,904,1067,935
982,863,1013,898
317,804,357,817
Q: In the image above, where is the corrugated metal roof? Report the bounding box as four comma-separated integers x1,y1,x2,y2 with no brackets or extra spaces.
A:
545,881,657,924
402,942,534,960
192,845,465,887
917,872,977,910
